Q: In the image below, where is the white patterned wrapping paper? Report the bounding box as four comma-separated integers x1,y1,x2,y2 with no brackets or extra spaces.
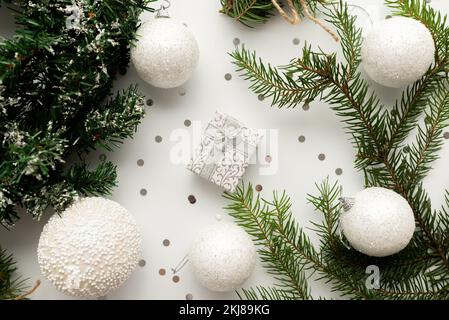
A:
187,112,263,192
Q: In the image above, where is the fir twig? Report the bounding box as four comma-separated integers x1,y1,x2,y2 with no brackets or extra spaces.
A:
229,0,449,300
0,247,28,300
0,0,154,298
0,1,152,223
219,0,324,27
224,184,313,299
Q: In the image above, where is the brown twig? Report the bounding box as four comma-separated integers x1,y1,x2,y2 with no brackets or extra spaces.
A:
223,0,234,14
14,280,41,300
236,0,258,21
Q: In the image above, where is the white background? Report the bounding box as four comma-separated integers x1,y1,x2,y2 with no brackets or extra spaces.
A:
1,0,449,300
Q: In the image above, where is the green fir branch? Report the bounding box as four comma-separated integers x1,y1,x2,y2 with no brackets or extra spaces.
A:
0,0,154,298
385,0,449,62
220,0,275,27
384,0,449,150
219,0,325,27
225,182,378,300
228,0,449,299
307,179,342,253
0,0,153,224
224,184,313,299
238,286,298,300
403,82,449,188
231,46,332,108
65,161,118,197
0,247,28,300
385,73,445,151
84,86,146,151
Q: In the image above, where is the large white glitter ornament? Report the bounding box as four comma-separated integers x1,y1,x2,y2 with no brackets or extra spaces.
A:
131,17,199,88
361,17,435,88
189,222,256,292
37,197,141,298
340,187,415,257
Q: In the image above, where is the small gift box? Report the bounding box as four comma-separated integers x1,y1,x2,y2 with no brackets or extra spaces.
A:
187,112,263,192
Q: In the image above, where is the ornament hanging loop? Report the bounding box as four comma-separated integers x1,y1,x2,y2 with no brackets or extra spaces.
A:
337,220,353,250
347,3,374,26
337,197,353,250
156,0,171,18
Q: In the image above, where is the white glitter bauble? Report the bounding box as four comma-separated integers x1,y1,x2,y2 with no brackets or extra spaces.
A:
361,17,435,88
131,17,199,88
37,197,141,298
189,222,256,292
341,187,415,257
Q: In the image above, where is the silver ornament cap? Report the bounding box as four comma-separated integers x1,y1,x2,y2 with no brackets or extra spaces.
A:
340,187,415,257
131,17,200,89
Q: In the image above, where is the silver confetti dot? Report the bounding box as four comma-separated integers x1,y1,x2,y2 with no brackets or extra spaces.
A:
265,155,272,163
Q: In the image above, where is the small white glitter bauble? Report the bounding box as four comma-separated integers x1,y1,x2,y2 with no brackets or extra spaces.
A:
361,17,435,88
131,17,199,88
189,222,256,292
341,187,415,257
37,197,141,298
